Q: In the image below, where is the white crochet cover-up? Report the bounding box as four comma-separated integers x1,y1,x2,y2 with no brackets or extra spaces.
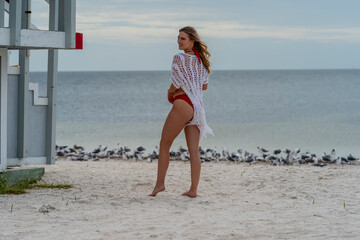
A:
170,52,214,141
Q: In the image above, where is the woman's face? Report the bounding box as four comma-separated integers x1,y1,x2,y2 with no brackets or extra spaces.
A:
177,31,194,51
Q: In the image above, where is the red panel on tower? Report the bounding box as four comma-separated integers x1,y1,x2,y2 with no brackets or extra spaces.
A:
75,32,83,49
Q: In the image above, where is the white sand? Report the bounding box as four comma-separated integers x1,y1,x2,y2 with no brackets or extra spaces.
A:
1,159,359,240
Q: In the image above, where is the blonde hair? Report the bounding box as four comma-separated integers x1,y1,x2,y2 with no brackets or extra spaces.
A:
179,26,211,74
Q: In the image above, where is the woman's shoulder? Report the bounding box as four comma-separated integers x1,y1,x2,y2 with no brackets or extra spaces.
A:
172,53,185,65
173,52,186,58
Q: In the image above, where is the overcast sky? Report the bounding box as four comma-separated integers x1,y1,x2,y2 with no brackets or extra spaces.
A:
16,0,360,71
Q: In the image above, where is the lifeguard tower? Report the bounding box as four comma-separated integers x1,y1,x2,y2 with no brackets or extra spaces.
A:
0,0,82,174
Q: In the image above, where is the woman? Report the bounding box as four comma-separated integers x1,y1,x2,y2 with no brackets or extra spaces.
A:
149,26,213,198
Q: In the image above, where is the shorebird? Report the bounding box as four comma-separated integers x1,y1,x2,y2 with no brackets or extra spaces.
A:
341,157,348,163
155,145,159,152
245,156,254,163
199,147,205,156
92,148,100,154
222,147,229,157
98,151,107,158
180,154,190,161
57,145,68,150
283,148,292,155
301,153,311,160
248,154,258,163
206,148,213,156
170,151,176,157
134,151,143,160
331,149,336,156
137,146,146,152
273,149,281,155
69,148,76,153
347,154,357,161
322,152,332,162
73,144,84,151
267,155,278,161
213,152,221,161
227,154,236,162
280,157,290,165
297,159,305,165
292,148,301,156
106,150,115,156
56,151,65,156
99,145,107,152
179,146,188,153
257,147,269,154
152,150,159,159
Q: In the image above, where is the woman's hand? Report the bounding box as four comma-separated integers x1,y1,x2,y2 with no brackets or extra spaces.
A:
168,91,174,103
168,84,178,103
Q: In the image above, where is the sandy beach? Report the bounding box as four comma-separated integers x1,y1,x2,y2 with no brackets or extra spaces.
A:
1,158,359,240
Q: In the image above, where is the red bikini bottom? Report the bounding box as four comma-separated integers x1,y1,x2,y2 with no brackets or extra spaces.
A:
171,94,194,110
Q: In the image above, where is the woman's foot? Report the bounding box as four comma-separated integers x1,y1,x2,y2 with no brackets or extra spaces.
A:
181,190,198,198
148,185,165,197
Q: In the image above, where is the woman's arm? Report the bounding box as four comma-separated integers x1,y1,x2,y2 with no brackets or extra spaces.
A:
168,83,178,94
202,84,208,90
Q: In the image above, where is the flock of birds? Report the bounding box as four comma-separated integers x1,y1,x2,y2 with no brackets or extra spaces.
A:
56,144,360,167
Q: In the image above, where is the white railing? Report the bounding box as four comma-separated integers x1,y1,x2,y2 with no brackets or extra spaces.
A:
0,0,76,49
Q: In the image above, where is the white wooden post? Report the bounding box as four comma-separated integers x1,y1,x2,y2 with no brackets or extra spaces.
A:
60,0,75,49
9,0,21,46
17,0,29,158
0,48,8,170
46,0,58,164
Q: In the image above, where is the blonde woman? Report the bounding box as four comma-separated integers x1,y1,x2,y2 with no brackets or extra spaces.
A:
149,26,213,198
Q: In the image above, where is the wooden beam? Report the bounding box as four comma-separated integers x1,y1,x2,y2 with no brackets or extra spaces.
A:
0,28,67,49
9,0,21,46
0,48,8,170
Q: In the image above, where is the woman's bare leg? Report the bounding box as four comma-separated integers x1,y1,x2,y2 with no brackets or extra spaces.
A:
182,125,201,198
149,100,193,196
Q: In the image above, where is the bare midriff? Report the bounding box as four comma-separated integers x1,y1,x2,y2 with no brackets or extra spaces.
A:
173,87,186,98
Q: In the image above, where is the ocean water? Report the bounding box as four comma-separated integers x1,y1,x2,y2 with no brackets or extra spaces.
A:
30,69,360,156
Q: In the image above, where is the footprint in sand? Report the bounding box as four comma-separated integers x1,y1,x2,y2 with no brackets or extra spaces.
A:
132,182,152,191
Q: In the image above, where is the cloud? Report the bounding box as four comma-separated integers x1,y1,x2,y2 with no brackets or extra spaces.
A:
75,10,360,44
199,22,360,42
27,3,360,44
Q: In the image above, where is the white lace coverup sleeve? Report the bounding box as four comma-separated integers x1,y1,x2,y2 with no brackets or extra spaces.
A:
170,53,214,141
